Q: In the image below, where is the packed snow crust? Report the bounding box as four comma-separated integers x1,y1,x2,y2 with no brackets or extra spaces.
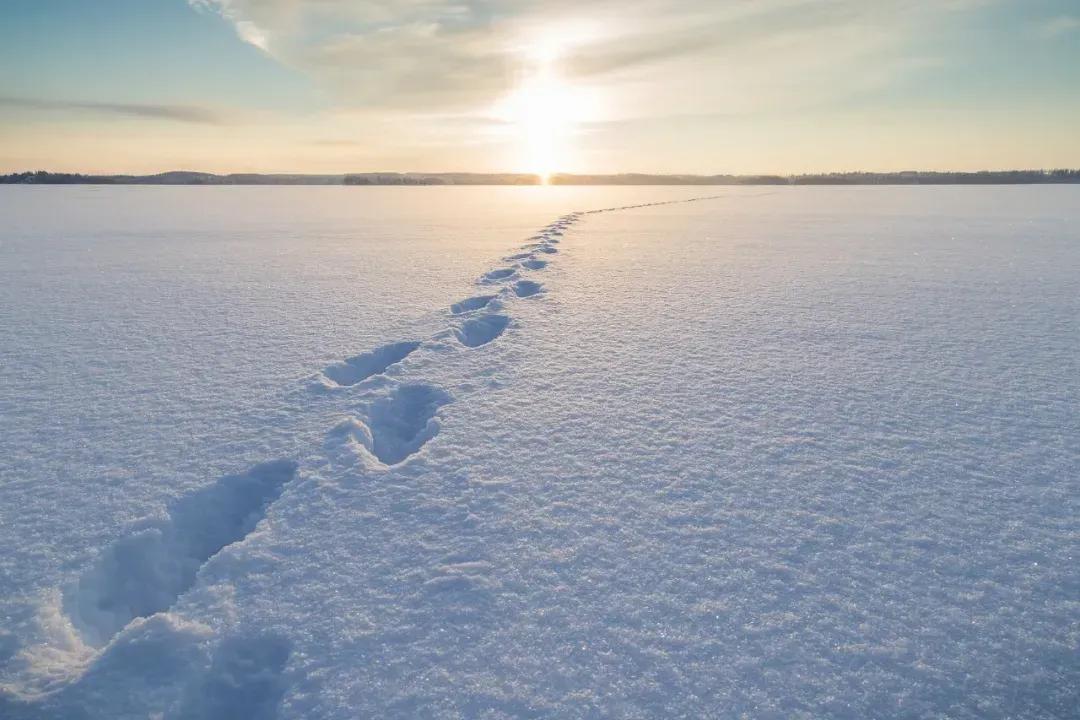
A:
1,186,1078,718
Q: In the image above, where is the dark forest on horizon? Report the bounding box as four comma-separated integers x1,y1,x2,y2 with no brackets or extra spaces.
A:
3,169,1080,186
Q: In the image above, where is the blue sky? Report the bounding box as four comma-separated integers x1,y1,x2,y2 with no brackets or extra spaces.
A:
0,0,315,112
1,0,1078,174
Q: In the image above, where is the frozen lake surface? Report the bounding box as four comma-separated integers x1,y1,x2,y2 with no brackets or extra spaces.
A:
1,186,1077,718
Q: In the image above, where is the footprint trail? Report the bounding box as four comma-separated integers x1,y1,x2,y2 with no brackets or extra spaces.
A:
17,194,732,711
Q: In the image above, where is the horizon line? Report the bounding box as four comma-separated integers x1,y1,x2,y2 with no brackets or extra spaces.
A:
3,168,1080,187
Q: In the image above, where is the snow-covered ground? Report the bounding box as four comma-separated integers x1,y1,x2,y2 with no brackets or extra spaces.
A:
1,185,1077,718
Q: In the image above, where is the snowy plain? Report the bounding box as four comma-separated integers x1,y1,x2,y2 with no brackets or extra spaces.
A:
0,185,1077,718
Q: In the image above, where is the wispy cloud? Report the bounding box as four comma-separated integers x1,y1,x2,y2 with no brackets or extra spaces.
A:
234,19,270,51
1037,15,1080,38
0,96,228,124
186,0,986,119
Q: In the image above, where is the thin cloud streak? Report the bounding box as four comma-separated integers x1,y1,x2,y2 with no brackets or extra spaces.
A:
1038,15,1080,38
0,97,228,124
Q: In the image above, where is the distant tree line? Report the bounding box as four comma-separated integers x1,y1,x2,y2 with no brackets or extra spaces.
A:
345,173,450,185
547,173,790,185
344,173,540,185
550,170,1080,185
0,171,343,185
786,170,1080,185
4,169,1079,186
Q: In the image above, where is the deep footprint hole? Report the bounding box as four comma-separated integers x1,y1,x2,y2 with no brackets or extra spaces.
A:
450,295,495,315
365,384,452,465
323,341,420,387
63,461,298,647
481,268,516,283
513,280,543,298
455,314,510,348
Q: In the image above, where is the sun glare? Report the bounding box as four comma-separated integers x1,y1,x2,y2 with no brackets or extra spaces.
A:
497,38,596,183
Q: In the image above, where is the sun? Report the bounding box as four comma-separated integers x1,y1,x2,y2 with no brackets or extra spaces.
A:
496,40,594,183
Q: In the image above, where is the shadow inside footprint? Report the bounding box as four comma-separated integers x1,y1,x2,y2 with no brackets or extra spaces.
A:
323,341,420,387
63,461,298,647
512,280,543,298
455,314,510,348
176,635,292,720
480,268,516,283
520,259,547,270
364,384,452,465
450,295,495,315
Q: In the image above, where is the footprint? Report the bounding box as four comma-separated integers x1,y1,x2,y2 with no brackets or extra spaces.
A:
455,314,510,348
520,259,547,270
323,341,420,387
512,280,543,298
503,252,532,261
63,461,298,647
450,295,495,315
362,384,452,465
480,268,516,283
535,246,558,254
176,635,292,720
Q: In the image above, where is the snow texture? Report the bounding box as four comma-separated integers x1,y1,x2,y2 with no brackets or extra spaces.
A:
1,185,1078,719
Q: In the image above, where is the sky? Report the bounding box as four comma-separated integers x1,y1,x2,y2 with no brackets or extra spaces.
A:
1,0,1078,175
